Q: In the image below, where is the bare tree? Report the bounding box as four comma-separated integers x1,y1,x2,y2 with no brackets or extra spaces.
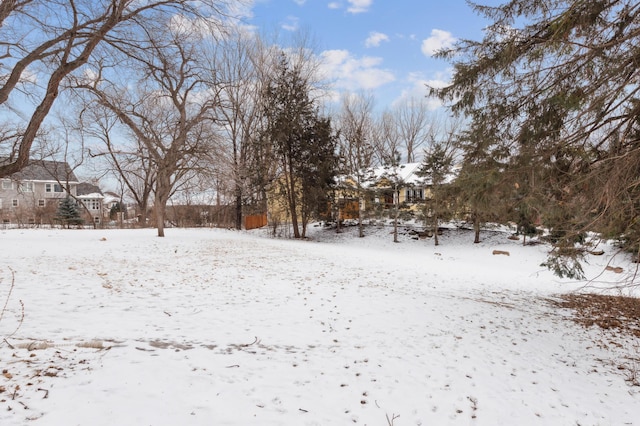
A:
77,21,222,237
20,111,113,229
0,1,32,28
213,31,267,229
82,107,156,225
337,91,376,237
381,151,405,243
0,0,238,177
371,110,403,166
394,96,434,163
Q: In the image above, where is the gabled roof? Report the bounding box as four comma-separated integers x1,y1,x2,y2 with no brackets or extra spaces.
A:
370,162,423,185
1,159,79,183
103,191,120,204
338,162,461,189
77,182,103,197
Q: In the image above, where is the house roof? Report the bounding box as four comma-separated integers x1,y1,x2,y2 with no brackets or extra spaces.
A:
103,192,120,204
1,159,79,183
338,162,461,189
370,162,423,185
78,193,104,200
77,182,103,197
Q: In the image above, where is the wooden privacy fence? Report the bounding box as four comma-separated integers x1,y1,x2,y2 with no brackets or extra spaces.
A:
245,214,267,230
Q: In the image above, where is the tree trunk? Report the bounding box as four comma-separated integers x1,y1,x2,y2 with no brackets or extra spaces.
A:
289,197,300,238
235,182,242,230
357,188,364,238
473,212,480,243
155,199,166,237
137,201,146,226
285,168,301,238
433,193,439,246
393,188,399,243
301,202,309,238
155,173,171,237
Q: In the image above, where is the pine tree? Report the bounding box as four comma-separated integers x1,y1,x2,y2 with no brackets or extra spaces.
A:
261,53,338,238
56,197,84,228
418,142,454,246
299,116,339,234
431,0,640,275
452,122,508,244
109,202,122,220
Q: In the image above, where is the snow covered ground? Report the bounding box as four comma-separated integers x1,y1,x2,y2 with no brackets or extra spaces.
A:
0,224,638,425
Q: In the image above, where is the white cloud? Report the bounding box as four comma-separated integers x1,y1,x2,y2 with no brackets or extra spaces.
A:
365,31,389,48
293,0,307,5
13,68,37,85
347,0,372,14
328,2,340,9
80,68,100,86
392,71,452,110
226,1,255,19
167,1,259,40
281,16,299,31
421,29,456,56
319,49,395,93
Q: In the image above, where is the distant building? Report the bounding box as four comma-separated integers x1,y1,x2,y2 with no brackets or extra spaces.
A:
103,191,121,212
76,182,104,225
102,191,132,223
0,159,79,226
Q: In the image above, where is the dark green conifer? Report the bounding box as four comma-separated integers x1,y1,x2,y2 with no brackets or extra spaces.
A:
431,0,640,276
56,197,84,228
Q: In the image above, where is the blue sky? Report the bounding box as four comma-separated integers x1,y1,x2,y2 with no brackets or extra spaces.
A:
242,0,498,110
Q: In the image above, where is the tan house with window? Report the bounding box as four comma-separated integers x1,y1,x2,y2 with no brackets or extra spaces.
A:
332,162,461,220
0,159,79,226
334,163,427,213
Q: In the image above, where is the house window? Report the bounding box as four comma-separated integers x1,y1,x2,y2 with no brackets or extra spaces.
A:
20,182,34,192
90,200,100,210
45,183,65,193
12,199,18,207
2,180,12,190
94,216,100,224
38,199,45,207
405,188,424,202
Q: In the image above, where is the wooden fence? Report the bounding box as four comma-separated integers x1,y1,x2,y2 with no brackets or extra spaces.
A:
245,213,267,230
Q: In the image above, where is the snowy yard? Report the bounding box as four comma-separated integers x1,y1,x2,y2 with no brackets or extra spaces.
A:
0,225,639,425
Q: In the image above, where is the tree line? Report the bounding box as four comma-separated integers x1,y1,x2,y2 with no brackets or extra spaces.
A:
2,0,639,279
0,0,454,238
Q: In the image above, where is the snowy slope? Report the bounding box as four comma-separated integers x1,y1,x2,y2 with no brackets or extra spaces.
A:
0,225,638,425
